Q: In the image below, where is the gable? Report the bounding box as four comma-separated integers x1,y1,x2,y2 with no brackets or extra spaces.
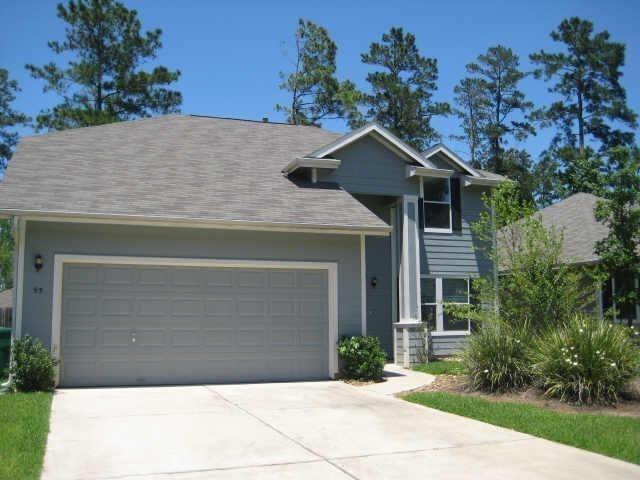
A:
422,144,479,177
428,151,468,173
310,123,430,167
316,134,420,197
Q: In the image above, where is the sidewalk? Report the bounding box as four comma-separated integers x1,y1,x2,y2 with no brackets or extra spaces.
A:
358,363,435,395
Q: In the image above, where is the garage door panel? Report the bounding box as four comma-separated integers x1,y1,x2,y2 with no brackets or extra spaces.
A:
171,269,204,287
271,328,297,346
136,329,166,347
171,329,201,347
65,296,98,316
65,265,99,286
171,299,204,316
237,270,268,288
60,263,330,386
300,271,325,289
102,328,131,347
64,328,97,348
204,328,235,347
269,271,297,288
205,269,234,287
103,267,135,285
138,268,169,286
101,297,133,316
237,298,267,316
136,298,169,316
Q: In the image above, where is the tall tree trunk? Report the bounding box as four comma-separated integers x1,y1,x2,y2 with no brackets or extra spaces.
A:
577,88,585,154
493,80,502,173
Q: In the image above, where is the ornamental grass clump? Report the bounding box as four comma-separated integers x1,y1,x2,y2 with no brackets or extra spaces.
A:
461,320,532,393
532,314,640,405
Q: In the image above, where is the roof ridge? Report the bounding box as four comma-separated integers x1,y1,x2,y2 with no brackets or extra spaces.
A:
189,114,308,127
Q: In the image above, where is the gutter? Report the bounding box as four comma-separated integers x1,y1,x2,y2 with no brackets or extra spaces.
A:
282,157,342,175
406,165,454,179
0,209,391,237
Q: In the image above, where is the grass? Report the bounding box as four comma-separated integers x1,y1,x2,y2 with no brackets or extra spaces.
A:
0,392,53,480
413,359,466,376
403,391,640,465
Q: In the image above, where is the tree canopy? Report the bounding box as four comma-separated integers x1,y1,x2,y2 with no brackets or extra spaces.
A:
353,27,450,151
0,69,28,169
277,19,360,126
26,0,182,131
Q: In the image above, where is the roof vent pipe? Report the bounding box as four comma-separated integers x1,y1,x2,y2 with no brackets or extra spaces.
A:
262,117,269,123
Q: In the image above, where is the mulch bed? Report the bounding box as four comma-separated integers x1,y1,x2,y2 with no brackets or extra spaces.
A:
407,375,640,417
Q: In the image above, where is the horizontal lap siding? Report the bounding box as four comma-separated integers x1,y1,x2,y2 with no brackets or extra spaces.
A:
422,187,492,277
317,135,420,197
432,335,468,357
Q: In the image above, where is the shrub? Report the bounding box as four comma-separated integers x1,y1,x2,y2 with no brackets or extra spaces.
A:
532,314,640,405
337,335,387,381
461,320,532,392
9,336,57,392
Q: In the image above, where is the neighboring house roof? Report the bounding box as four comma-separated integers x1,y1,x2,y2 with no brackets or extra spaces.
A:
0,289,12,309
536,192,609,265
0,115,391,234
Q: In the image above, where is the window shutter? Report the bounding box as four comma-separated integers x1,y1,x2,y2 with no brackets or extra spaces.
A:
451,177,462,231
418,197,424,230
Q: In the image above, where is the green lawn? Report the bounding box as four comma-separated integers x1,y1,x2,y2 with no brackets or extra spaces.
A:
0,392,53,480
403,391,640,465
413,360,466,375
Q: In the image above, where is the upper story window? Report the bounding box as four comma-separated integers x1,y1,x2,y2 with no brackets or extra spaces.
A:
423,177,451,232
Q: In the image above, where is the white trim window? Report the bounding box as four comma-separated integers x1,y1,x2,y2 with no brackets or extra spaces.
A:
423,177,452,233
420,276,471,334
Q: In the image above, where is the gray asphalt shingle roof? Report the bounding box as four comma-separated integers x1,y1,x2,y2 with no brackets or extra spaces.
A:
536,192,609,264
0,115,390,233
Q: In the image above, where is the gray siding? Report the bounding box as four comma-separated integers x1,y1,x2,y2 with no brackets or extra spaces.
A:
21,222,362,348
318,135,420,197
359,196,394,356
432,335,467,357
422,186,492,277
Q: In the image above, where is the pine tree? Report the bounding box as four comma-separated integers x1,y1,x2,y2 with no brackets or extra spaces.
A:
354,27,450,151
277,19,360,126
27,0,182,131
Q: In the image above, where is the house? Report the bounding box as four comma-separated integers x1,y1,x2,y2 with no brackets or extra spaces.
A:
0,288,12,328
0,114,502,387
536,192,639,325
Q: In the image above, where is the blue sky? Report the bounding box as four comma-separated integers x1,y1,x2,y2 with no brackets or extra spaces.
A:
1,0,638,161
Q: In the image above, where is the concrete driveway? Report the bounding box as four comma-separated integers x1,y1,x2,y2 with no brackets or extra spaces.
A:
43,381,639,480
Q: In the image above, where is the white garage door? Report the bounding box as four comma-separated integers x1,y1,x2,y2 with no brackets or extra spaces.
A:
58,261,331,387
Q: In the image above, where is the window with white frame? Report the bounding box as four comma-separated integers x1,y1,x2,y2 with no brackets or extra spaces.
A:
420,276,470,332
602,276,640,325
423,177,451,232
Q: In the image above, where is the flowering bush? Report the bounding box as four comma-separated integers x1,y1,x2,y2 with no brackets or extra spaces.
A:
337,335,387,381
532,314,640,405
461,320,532,392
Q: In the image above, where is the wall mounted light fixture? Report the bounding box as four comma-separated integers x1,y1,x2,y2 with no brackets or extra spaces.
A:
371,276,378,288
35,254,43,272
